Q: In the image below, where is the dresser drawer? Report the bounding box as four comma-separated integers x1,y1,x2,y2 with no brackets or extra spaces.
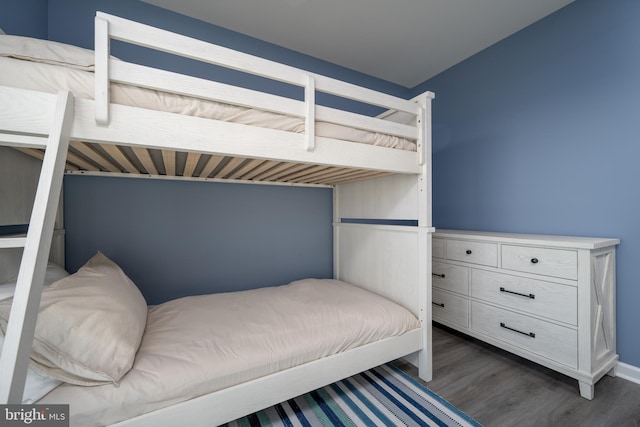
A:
501,245,577,280
446,239,498,267
433,237,445,259
432,261,469,295
471,270,577,325
433,289,469,328
471,302,577,368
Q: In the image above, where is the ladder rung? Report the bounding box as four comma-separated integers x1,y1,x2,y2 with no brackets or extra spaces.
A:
0,134,47,149
0,235,27,249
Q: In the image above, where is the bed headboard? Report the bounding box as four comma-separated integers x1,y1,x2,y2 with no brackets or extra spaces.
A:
0,147,65,283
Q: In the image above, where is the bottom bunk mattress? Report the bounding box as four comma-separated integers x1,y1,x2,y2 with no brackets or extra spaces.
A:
38,277,421,426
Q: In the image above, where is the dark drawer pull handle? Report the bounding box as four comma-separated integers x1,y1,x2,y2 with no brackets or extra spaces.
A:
432,273,446,278
500,322,535,338
500,287,535,299
432,302,445,308
465,249,473,255
531,258,539,264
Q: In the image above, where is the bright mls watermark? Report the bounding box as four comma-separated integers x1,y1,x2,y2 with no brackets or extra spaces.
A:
1,405,69,426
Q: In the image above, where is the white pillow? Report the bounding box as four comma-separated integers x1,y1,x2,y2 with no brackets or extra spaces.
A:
0,34,97,71
0,252,148,386
0,263,70,402
0,28,5,35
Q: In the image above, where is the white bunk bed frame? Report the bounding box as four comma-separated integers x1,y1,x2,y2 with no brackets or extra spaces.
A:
0,12,434,426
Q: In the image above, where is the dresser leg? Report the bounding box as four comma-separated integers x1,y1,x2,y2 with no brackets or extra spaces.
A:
578,381,594,400
606,365,617,378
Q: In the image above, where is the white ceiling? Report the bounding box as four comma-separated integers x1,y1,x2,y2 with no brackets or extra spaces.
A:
142,0,574,88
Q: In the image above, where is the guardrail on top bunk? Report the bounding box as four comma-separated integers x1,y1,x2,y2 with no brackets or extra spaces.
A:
93,12,432,166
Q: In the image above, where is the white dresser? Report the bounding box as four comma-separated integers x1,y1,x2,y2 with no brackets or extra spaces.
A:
432,229,619,399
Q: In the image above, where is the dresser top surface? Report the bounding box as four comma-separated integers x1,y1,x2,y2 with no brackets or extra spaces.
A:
434,229,620,250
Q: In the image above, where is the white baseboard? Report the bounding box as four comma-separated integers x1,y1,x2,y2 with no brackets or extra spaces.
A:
403,355,640,385
616,362,640,385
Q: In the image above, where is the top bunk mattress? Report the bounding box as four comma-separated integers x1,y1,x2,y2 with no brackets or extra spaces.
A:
38,278,421,426
0,35,419,184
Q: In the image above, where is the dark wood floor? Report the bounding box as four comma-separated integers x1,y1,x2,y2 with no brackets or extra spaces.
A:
393,324,640,427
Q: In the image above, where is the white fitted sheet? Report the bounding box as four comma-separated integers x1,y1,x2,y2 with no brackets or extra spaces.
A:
0,56,416,151
39,278,420,426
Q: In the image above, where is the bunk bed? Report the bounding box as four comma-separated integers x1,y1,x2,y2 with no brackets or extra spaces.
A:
0,12,435,426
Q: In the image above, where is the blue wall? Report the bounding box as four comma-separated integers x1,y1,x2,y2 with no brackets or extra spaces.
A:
413,0,640,367
0,0,47,38
64,176,333,305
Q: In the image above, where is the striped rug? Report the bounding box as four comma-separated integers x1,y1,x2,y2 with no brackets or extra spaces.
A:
223,363,482,427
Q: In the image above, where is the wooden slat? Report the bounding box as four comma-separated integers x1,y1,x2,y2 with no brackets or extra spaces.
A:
183,152,200,178
251,162,293,181
66,151,100,172
13,147,44,161
266,163,315,181
70,141,121,172
13,147,81,172
214,157,245,179
255,163,302,181
99,144,140,174
130,147,158,175
265,163,310,181
228,159,265,179
64,162,81,172
291,168,344,183
304,167,356,184
241,160,279,181
199,155,225,178
307,168,359,183
161,150,176,176
282,165,330,182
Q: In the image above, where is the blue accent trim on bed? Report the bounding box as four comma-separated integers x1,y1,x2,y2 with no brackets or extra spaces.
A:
341,218,418,227
0,225,29,236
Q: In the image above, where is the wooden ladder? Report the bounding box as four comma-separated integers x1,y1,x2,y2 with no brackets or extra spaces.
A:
0,91,73,403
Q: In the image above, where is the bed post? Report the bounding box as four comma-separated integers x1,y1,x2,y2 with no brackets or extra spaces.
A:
304,75,316,151
416,90,435,382
333,90,435,382
94,13,110,125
